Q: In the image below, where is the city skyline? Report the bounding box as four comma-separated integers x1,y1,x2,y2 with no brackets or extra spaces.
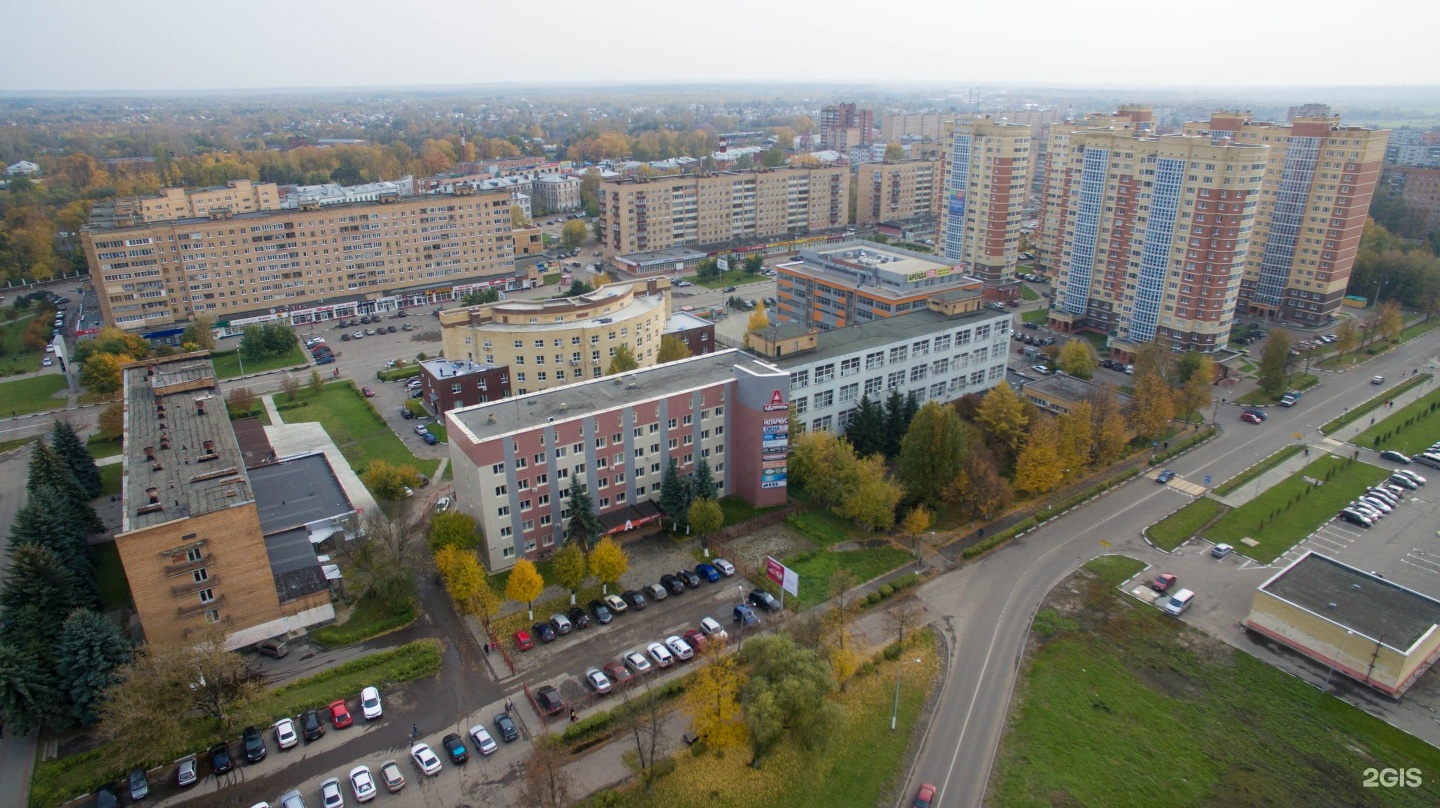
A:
3,0,1437,93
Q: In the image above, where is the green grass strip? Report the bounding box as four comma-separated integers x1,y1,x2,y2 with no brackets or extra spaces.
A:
1212,445,1305,496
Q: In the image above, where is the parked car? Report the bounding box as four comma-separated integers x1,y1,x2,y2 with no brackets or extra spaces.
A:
585,667,613,694
567,606,592,629
414,424,431,435
677,569,702,588
1380,450,1411,464
242,725,268,763
400,406,415,419
468,725,498,756
532,622,556,643
422,432,438,445
684,628,707,650
410,743,442,776
329,699,353,729
603,593,629,614
644,582,669,601
665,635,695,661
1389,473,1420,490
274,717,299,750
209,742,234,775
535,685,566,715
128,768,149,801
623,650,653,675
647,642,676,668
514,629,534,651
549,613,573,635
695,563,720,582
176,756,198,788
494,712,519,742
713,558,736,576
700,616,729,639
257,638,290,658
379,760,405,793
360,686,383,720
1152,573,1178,593
1396,469,1428,485
302,709,326,742
603,660,635,688
622,590,649,610
1211,543,1234,559
734,604,760,626
1030,364,1051,375
660,574,686,595
441,732,469,764
1339,509,1374,528
347,765,377,803
749,590,781,612
588,599,615,624
94,786,118,808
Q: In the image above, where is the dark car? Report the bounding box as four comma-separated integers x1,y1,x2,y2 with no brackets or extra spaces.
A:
695,563,720,582
621,590,648,610
1380,450,1412,464
1156,469,1176,484
94,786,119,808
1338,509,1374,528
495,712,519,742
1242,409,1268,422
400,407,415,420
660,574,686,595
734,604,760,626
533,622,556,643
749,590,781,612
128,768,150,801
441,732,469,764
242,725,267,763
302,709,326,742
208,742,234,776
587,599,614,624
535,685,565,716
567,606,592,629
677,569,702,588
423,431,439,446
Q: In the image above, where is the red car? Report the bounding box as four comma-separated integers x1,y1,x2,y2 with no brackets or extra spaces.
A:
361,386,376,397
1152,573,1178,593
1240,411,1263,424
514,630,534,651
328,699,353,729
683,628,707,651
913,783,937,808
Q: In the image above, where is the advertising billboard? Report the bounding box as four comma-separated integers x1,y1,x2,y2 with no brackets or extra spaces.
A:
764,556,800,597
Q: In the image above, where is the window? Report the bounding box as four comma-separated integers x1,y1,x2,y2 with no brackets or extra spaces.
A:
518,478,530,491
669,438,678,449
887,370,906,389
538,494,550,506
912,339,930,356
540,514,552,526
864,377,883,396
814,363,835,383
500,526,513,538
491,462,505,474
534,452,546,466
668,418,677,429
501,546,516,559
889,346,908,363
865,351,884,369
599,497,610,508
536,474,548,486
794,396,808,415
497,505,510,516
839,382,859,402
790,369,809,389
595,437,606,448
192,568,208,583
494,484,508,496
840,357,860,376
186,547,203,562
910,366,928,382
522,519,534,532
204,609,221,623
812,415,833,432
198,588,215,604
815,390,834,408
520,498,532,511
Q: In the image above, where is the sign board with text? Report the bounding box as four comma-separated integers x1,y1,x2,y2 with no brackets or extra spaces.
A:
764,556,800,597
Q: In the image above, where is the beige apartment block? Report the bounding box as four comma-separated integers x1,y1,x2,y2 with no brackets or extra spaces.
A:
598,167,848,257
84,186,515,331
439,279,671,395
1047,131,1267,355
1183,113,1389,324
96,180,283,225
856,160,941,225
939,117,1032,282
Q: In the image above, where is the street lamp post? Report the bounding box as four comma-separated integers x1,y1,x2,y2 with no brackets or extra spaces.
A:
1212,397,1226,427
890,658,922,731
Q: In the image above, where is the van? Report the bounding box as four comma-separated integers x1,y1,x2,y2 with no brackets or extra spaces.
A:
1412,453,1440,470
1280,391,1300,407
1163,588,1196,616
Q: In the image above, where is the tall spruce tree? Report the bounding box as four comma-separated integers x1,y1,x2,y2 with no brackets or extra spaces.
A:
693,457,717,500
56,609,133,725
566,478,606,549
49,421,102,499
0,643,66,734
26,441,104,533
845,395,885,458
882,388,907,459
659,457,688,528
1,546,92,654
8,486,94,592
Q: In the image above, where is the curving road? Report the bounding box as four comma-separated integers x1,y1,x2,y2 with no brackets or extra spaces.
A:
907,330,1440,808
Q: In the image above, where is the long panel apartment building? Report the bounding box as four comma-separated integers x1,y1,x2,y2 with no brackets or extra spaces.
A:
856,159,941,225
1181,112,1388,324
598,166,849,258
84,185,517,334
939,117,1032,282
1046,130,1268,354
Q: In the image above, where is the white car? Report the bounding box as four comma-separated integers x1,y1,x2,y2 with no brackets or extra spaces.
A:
352,331,364,340
348,766,377,803
1397,469,1427,486
664,635,694,661
360,686,382,720
272,717,298,749
410,742,442,776
623,651,652,675
435,497,452,513
319,777,344,808
1030,364,1051,375
646,641,675,668
699,616,729,640
712,558,736,577
467,724,498,756
585,667,612,694
603,593,629,614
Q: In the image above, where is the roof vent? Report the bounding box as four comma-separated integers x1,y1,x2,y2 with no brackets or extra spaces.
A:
486,413,497,424
558,403,569,412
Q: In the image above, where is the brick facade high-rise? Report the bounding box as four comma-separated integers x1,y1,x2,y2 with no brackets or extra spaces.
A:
819,103,874,151
939,117,1032,282
856,159,941,225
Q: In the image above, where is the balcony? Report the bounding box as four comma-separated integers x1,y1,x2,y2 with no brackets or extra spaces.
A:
171,575,220,598
177,594,226,620
164,554,213,577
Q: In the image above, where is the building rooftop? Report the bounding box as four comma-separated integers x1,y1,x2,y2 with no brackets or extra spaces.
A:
1018,372,1133,411
122,354,253,532
450,349,770,441
781,241,978,302
458,287,664,333
615,246,708,268
1259,552,1440,652
265,526,331,604
248,453,354,536
421,358,502,379
771,305,1007,368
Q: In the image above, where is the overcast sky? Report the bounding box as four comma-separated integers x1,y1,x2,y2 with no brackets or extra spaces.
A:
3,0,1436,92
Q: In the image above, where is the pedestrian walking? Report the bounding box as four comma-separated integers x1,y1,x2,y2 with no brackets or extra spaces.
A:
483,642,490,656
1304,448,1310,457
569,708,577,723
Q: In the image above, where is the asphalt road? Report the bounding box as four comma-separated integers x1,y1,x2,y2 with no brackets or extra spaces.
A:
906,326,1440,808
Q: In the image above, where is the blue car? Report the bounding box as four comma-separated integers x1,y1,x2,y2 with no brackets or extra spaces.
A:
422,432,438,445
1156,469,1176,484
695,563,720,583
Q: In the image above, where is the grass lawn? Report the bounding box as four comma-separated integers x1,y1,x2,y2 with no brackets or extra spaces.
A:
210,345,308,380
0,313,46,376
693,268,770,290
542,271,563,286
90,541,131,611
1233,373,1319,406
0,435,37,454
1020,284,1039,301
1351,386,1440,455
786,547,913,609
718,495,779,526
1317,340,1396,369
0,374,68,416
86,433,123,458
1399,318,1440,343
1212,444,1305,496
990,556,1440,807
277,381,440,479
310,594,417,647
1021,308,1049,325
1205,455,1388,562
425,421,447,443
28,639,442,808
592,629,940,808
785,509,861,547
1146,497,1226,551
97,463,122,498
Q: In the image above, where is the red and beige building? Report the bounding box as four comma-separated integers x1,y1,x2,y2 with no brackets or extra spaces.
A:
819,103,873,151
938,117,1032,282
856,159,941,225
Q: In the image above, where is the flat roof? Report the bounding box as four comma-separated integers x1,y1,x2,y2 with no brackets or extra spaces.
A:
773,305,1008,368
248,453,353,536
265,526,331,604
450,349,768,442
1260,552,1440,652
782,242,977,302
466,290,663,334
1020,372,1133,409
421,358,502,379
122,355,252,532
664,312,712,333
616,246,708,267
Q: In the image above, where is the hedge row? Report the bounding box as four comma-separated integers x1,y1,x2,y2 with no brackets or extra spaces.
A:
559,674,689,748
860,572,920,607
376,365,422,382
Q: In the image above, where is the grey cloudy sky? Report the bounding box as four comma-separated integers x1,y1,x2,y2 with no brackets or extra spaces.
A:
3,0,1435,92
